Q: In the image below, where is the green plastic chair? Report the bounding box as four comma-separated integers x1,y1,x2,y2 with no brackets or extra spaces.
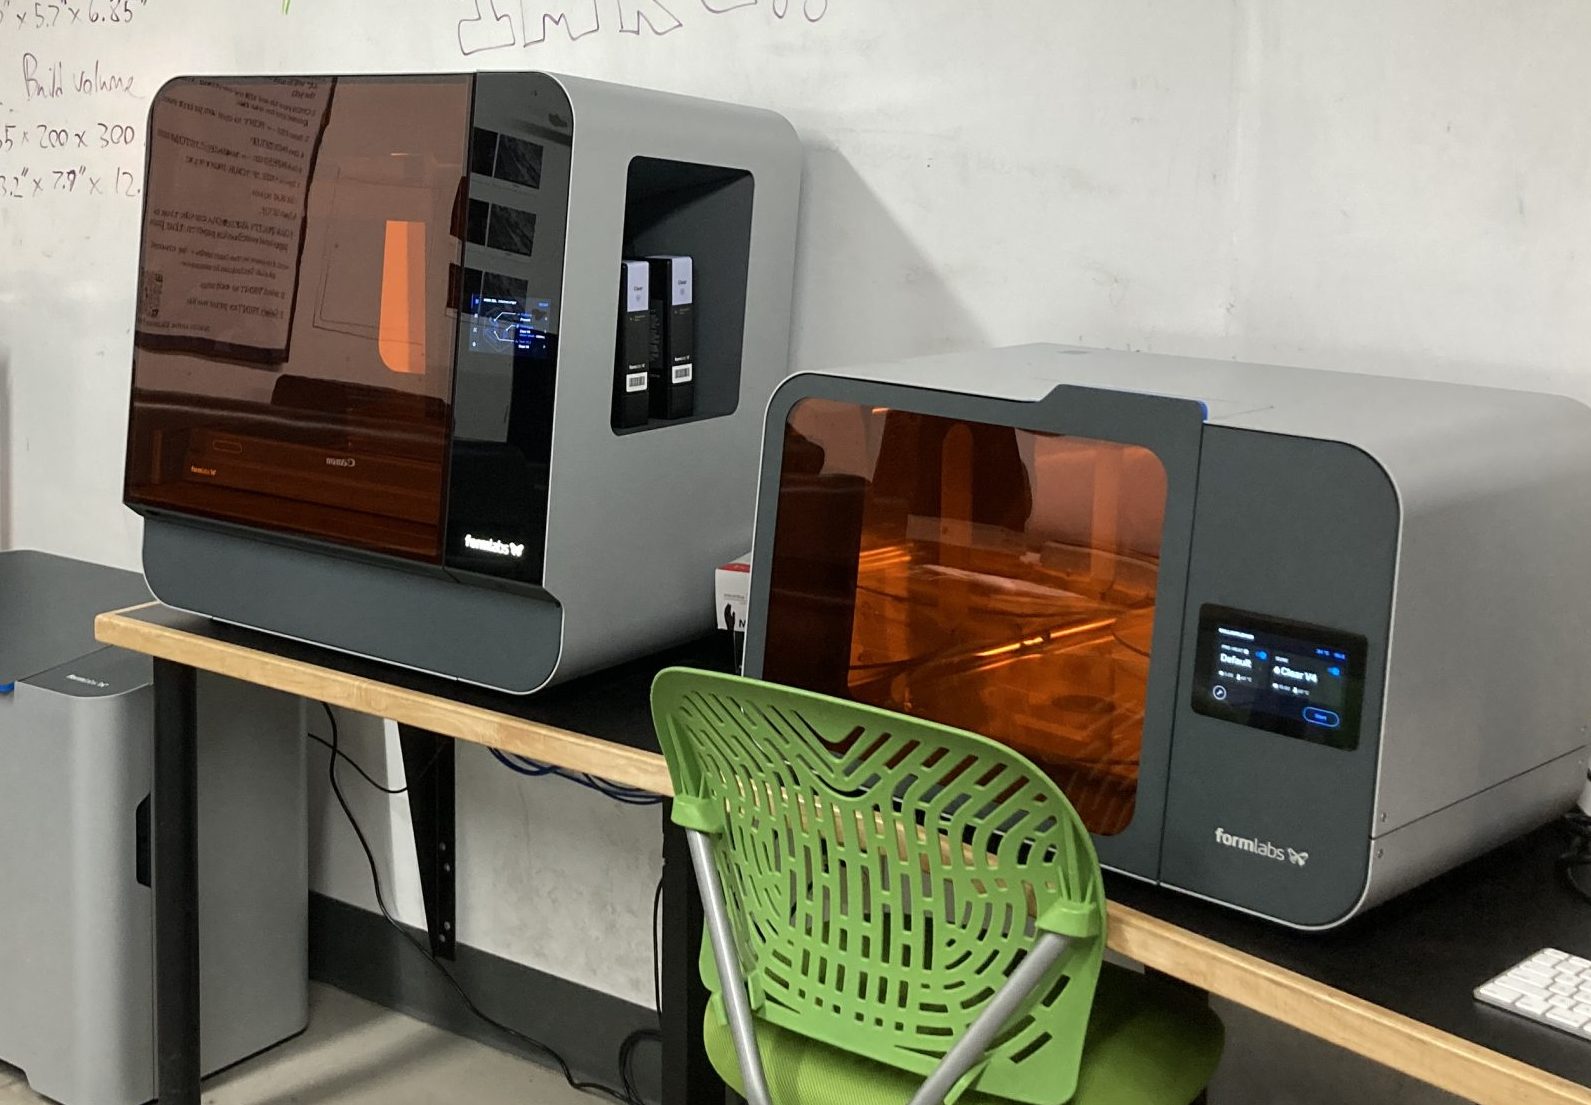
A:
652,668,1223,1105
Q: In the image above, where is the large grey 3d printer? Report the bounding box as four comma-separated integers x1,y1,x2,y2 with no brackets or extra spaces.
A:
123,72,802,693
744,344,1591,928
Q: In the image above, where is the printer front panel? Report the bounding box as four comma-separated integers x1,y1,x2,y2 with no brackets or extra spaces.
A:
745,375,1206,879
1161,427,1398,928
126,74,475,566
442,72,575,588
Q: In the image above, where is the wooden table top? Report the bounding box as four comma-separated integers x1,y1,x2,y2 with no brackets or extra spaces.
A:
97,602,1591,1105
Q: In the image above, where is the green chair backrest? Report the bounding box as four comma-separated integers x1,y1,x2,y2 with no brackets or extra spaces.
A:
653,668,1108,1105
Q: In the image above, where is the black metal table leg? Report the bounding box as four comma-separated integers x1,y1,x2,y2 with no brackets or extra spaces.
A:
152,659,201,1105
1146,966,1211,1005
661,805,729,1105
397,725,456,959
1145,969,1212,1105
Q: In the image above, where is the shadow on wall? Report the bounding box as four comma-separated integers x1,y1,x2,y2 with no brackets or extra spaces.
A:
790,145,993,373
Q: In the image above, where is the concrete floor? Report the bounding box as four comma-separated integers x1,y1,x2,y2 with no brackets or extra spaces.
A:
0,983,1469,1105
0,985,595,1105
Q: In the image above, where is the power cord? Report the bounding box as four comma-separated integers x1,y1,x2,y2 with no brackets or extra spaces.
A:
619,1025,659,1105
305,730,445,795
616,875,666,1103
652,876,664,1015
319,702,645,1104
488,750,667,1098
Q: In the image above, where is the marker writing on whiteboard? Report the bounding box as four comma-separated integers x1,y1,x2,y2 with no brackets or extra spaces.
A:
0,120,140,151
458,0,831,56
0,163,140,199
0,0,152,31
21,54,138,100
20,54,65,100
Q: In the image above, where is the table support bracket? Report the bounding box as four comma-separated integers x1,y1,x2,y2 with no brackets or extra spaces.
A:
398,724,456,960
661,804,731,1105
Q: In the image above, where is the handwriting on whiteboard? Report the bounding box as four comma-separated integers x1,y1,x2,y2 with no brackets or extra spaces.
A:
21,53,139,99
458,0,829,56
2,119,137,148
0,0,154,205
0,0,151,31
0,0,152,108
0,162,139,198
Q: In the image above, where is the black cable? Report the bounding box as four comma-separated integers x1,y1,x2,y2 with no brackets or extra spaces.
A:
616,873,667,1102
489,747,664,806
306,730,446,795
1559,810,1591,905
618,1027,660,1104
322,704,640,1104
652,874,664,1016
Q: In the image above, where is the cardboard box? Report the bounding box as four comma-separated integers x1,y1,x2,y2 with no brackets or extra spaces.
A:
715,552,751,632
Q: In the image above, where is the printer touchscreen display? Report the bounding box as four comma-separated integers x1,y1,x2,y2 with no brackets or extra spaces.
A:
1190,605,1367,750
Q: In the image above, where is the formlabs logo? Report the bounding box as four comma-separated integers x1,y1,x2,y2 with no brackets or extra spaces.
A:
464,534,525,559
1214,827,1310,868
65,673,110,689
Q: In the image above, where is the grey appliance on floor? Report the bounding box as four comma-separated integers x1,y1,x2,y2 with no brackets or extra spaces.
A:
123,72,803,693
0,550,308,1105
743,344,1591,928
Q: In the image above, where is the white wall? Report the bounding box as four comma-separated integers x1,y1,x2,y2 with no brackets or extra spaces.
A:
4,0,1591,1029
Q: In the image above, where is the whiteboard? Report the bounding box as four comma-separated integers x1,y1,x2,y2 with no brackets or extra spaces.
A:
6,0,1591,568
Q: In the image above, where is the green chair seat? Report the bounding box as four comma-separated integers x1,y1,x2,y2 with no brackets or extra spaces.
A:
704,961,1223,1105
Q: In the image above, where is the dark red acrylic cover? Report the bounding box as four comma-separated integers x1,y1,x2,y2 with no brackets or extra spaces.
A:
761,399,1170,836
124,75,472,563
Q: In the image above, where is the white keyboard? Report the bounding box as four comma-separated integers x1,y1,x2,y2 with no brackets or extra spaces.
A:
1476,949,1591,1038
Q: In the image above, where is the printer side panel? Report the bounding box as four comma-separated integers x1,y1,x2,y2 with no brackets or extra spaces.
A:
1372,392,1591,835
194,673,311,1074
539,73,804,683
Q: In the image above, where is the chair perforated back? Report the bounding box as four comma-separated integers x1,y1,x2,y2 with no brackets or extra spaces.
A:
653,668,1107,1105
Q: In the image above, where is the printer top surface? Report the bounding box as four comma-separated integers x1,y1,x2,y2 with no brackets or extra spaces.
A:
0,551,151,688
785,342,1590,433
781,343,1591,488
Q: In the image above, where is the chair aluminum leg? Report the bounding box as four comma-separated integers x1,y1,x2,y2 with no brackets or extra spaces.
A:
687,829,776,1105
905,932,1072,1105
